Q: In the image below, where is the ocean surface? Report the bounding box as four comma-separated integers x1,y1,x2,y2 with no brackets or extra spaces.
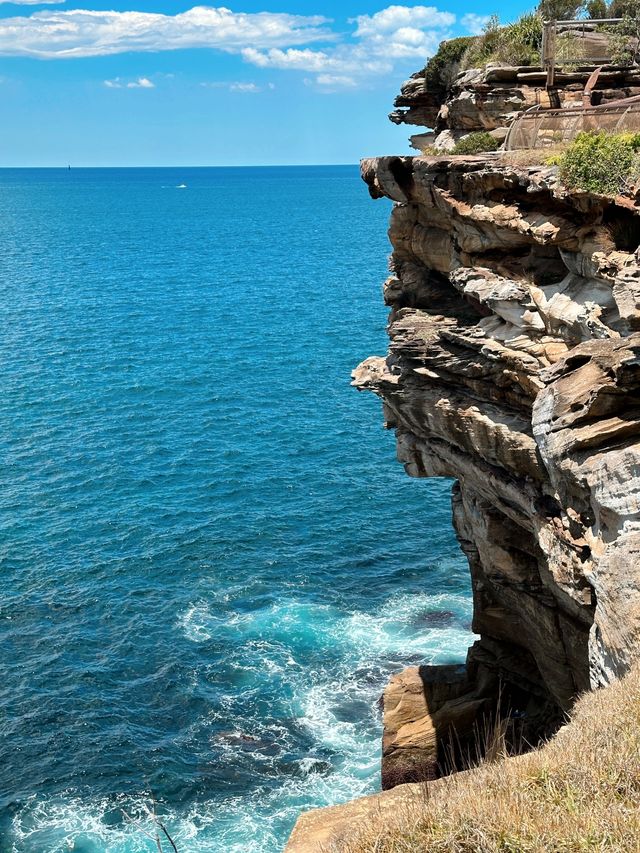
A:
0,166,473,853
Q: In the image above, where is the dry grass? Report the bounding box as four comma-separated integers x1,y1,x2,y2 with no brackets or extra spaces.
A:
415,147,567,167
333,665,640,853
498,147,567,168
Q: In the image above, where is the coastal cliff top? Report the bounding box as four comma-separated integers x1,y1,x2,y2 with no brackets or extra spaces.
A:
287,661,640,852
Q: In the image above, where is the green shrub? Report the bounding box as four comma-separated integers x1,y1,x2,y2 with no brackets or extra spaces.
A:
460,12,543,70
557,131,639,195
424,36,476,99
452,131,499,155
609,0,640,16
537,0,582,19
616,131,640,150
586,0,608,16
607,10,640,65
501,12,544,64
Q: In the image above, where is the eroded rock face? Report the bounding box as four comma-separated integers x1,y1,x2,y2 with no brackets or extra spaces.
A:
354,154,640,788
393,63,640,150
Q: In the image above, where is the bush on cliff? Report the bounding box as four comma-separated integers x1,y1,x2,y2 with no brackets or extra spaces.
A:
423,36,476,102
557,130,640,195
452,131,499,154
332,664,640,852
537,0,582,19
461,13,543,70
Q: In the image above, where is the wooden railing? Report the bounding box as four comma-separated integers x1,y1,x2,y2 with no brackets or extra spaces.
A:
542,18,625,86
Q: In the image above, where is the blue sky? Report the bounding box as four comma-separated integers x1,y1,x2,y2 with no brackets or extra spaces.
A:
0,0,532,165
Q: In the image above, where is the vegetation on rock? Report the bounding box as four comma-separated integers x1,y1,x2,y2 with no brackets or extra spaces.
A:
423,36,476,101
608,7,640,65
452,131,499,154
425,0,640,85
557,130,640,194
461,13,543,68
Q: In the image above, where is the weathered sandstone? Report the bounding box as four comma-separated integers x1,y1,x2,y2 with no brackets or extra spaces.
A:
352,153,640,790
286,52,640,851
393,63,640,150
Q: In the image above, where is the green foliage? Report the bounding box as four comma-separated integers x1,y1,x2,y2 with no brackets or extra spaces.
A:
501,12,544,63
616,130,640,148
537,0,582,20
545,151,564,165
460,12,543,69
607,9,640,64
585,0,608,16
452,131,499,154
608,0,640,16
557,131,639,195
423,36,476,99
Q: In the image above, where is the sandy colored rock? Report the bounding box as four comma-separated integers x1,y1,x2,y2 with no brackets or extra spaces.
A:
354,154,640,786
284,783,426,853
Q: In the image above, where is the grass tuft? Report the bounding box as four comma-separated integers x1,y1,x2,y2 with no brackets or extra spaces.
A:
331,664,640,853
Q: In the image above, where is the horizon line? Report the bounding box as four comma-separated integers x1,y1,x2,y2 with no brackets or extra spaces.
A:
0,161,378,169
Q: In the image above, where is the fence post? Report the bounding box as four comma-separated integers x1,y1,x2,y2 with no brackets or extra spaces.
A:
542,21,556,88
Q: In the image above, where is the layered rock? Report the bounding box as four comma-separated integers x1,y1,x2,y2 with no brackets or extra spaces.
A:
394,63,640,150
353,154,640,787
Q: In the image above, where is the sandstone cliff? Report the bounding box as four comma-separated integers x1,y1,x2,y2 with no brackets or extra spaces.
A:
397,63,640,151
352,153,640,789
286,52,640,853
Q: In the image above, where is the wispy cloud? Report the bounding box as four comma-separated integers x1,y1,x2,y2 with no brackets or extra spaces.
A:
0,3,465,92
0,0,63,4
461,13,490,35
313,73,358,90
0,6,331,59
244,4,455,88
351,5,455,39
104,76,155,88
200,80,274,93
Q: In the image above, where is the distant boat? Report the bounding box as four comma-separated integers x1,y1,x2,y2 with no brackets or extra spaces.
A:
176,183,187,189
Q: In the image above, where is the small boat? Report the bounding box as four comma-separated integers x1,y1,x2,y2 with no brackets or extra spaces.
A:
176,183,187,189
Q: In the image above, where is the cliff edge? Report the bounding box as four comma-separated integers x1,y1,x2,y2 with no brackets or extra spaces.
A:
354,153,640,789
287,49,640,853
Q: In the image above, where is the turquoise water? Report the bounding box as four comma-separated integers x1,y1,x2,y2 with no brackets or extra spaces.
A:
0,167,473,853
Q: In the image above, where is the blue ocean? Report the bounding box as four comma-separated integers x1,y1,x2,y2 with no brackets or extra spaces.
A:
0,166,472,853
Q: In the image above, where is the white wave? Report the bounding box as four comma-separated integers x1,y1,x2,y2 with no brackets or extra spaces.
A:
165,589,475,851
176,603,215,642
333,591,473,661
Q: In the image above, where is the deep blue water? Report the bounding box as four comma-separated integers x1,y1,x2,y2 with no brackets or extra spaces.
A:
0,166,473,853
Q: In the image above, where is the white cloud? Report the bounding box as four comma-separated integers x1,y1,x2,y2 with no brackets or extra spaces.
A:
316,73,357,88
129,76,154,87
229,81,258,92
241,42,400,75
243,47,343,72
104,76,155,88
0,6,331,58
242,3,455,87
352,5,455,38
0,0,63,4
0,2,463,94
461,13,489,35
